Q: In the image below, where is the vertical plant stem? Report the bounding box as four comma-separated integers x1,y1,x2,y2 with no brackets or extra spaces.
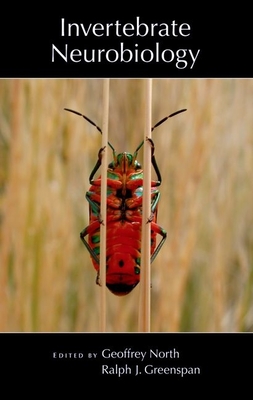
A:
99,79,110,332
139,79,152,332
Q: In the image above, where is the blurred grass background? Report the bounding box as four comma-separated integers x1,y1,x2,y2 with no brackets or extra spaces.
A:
0,79,252,332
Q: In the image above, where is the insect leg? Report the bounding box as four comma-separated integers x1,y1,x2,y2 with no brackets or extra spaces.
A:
80,219,101,265
89,146,106,183
80,190,104,264
146,137,162,186
86,192,101,216
150,221,167,263
150,190,160,214
145,191,160,224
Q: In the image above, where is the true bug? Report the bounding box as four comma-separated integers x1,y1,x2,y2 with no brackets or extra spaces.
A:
65,107,186,296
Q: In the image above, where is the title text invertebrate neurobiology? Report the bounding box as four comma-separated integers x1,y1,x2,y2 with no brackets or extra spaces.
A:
51,17,201,69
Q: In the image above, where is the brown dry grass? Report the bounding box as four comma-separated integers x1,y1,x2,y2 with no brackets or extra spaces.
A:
0,79,252,332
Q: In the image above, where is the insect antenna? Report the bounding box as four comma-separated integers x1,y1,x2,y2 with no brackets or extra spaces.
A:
64,108,115,151
151,108,187,131
133,108,187,155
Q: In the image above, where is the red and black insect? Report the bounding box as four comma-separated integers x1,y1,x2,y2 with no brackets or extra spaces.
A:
65,107,186,296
